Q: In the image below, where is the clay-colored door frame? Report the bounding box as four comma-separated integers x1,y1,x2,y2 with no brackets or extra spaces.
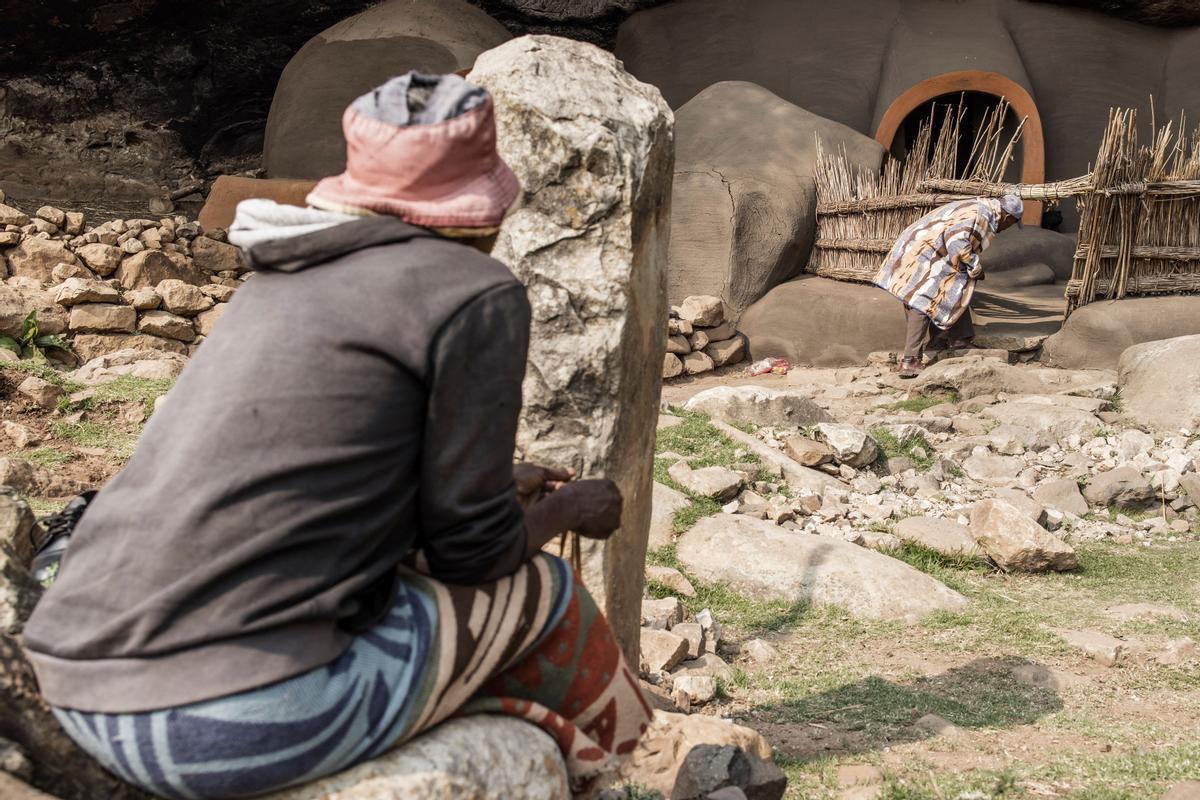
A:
875,70,1044,227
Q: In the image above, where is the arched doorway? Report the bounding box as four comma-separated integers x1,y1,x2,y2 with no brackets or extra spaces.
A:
875,70,1045,227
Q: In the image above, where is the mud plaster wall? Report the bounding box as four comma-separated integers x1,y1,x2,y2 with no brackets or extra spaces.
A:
616,0,1200,230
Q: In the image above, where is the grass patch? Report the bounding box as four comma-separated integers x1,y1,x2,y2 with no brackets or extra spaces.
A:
888,541,992,577
50,420,137,459
65,376,174,416
872,426,934,471
884,391,958,414
21,446,77,468
0,359,81,390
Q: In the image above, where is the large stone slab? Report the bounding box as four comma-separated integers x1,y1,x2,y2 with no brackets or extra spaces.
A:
894,516,981,558
649,481,689,551
981,402,1103,450
970,499,1078,572
682,385,831,428
266,717,569,800
471,35,673,664
917,356,1115,400
677,515,967,622
1043,296,1200,371
1117,334,1200,432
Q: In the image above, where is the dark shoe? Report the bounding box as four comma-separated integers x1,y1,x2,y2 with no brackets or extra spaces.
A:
897,357,923,379
30,490,97,587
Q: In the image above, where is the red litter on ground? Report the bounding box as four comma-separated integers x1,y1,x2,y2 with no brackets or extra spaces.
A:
748,357,790,376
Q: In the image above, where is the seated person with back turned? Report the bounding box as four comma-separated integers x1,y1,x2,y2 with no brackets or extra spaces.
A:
874,194,1024,378
21,72,653,799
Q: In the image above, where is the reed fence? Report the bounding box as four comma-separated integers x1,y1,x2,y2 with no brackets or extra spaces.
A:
808,102,1200,316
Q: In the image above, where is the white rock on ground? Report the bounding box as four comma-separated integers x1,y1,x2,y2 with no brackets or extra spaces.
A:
264,716,569,800
970,499,1078,572
668,460,742,502
683,385,831,428
676,515,967,623
816,423,878,467
1117,334,1200,431
471,35,673,663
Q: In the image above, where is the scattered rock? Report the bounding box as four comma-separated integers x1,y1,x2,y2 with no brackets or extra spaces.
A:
912,713,964,739
894,516,981,558
647,564,696,597
72,348,189,384
961,447,1024,485
677,515,967,622
970,499,1077,572
672,674,717,706
742,638,778,665
641,628,690,673
783,436,834,467
74,243,122,277
670,744,786,800
1033,478,1090,516
1083,466,1155,509
684,385,830,428
1105,603,1189,623
816,423,878,467
1053,628,1126,666
0,490,36,567
981,402,1103,450
643,596,685,630
669,461,742,502
672,622,706,659
1158,637,1198,666
672,652,735,683
1,421,38,450
15,376,63,410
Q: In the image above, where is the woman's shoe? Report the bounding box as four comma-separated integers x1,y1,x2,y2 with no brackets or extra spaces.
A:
897,357,923,379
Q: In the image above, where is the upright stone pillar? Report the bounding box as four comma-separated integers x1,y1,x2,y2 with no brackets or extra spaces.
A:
471,35,674,664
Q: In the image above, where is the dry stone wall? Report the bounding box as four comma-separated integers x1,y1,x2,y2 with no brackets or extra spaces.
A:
0,194,244,365
663,295,748,380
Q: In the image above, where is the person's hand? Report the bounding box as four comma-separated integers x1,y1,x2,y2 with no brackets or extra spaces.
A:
513,463,574,507
557,479,623,539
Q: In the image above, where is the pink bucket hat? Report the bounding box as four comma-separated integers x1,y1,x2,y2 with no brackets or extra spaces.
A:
307,72,520,229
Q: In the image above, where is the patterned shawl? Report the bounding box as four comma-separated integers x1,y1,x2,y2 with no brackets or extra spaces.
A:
873,198,1003,329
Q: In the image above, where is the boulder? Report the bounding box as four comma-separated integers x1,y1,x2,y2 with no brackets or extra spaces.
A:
649,482,690,550
666,82,883,315
72,349,189,384
981,402,1103,449
125,287,161,310
682,351,714,375
471,35,673,665
740,276,905,367
1044,295,1200,370
16,377,63,410
894,516,981,558
970,499,1078,572
1033,478,1090,516
265,716,569,800
683,385,831,428
1117,334,1200,431
0,460,38,495
68,303,137,334
117,250,208,289
668,461,742,502
677,515,968,622
619,711,773,799
1083,466,1155,509
5,238,78,283
816,423,877,467
961,447,1024,485
74,244,122,277
264,0,512,179
642,596,684,630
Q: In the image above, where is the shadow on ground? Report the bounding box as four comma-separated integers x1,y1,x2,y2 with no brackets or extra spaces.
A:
751,656,1063,763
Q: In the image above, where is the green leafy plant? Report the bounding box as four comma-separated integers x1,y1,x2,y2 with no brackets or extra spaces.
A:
0,311,70,361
